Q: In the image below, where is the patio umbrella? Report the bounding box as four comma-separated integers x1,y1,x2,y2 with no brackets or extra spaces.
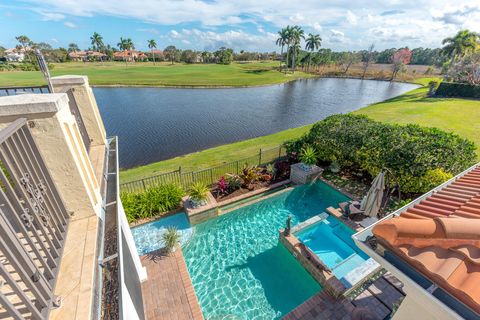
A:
360,171,385,218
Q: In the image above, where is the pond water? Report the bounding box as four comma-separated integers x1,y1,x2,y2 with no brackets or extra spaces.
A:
94,78,418,168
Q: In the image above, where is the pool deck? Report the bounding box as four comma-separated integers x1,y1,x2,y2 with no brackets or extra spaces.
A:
140,248,204,320
283,272,406,320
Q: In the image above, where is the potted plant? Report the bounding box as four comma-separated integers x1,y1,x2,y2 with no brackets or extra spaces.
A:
188,181,210,207
163,227,180,254
299,146,318,172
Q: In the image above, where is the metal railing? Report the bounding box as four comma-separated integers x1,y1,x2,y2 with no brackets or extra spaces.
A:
0,118,70,319
0,85,50,96
120,145,287,193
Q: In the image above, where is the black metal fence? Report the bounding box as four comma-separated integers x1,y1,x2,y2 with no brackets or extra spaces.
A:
120,145,287,193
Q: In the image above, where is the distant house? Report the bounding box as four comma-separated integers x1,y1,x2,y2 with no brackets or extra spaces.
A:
5,48,26,62
68,50,107,62
114,50,148,62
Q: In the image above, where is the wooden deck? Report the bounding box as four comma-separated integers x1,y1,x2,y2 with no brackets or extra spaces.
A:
141,248,203,320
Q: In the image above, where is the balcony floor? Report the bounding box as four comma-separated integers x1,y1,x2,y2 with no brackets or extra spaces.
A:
141,248,203,320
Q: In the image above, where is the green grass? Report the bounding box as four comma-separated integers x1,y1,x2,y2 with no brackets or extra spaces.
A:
355,79,480,157
0,61,314,87
119,124,313,182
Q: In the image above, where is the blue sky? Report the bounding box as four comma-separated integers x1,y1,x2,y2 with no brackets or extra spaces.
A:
0,0,479,52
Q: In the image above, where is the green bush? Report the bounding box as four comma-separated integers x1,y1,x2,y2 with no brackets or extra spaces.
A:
188,181,209,202
435,82,480,98
286,114,476,194
121,183,184,223
399,169,453,193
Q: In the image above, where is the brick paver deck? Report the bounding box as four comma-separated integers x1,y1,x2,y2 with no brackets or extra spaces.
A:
283,272,406,320
141,248,204,320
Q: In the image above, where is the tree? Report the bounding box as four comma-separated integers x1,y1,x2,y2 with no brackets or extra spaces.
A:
362,44,375,79
276,28,289,70
68,43,80,53
391,48,412,80
90,32,104,52
284,25,293,73
201,51,213,63
340,52,361,74
445,52,480,85
181,50,197,63
147,39,157,65
164,45,178,64
214,47,234,64
442,30,479,65
305,33,322,71
289,26,304,73
117,37,134,66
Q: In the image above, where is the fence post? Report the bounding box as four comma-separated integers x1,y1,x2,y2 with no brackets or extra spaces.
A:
210,168,214,185
236,160,239,174
278,146,282,158
141,179,146,191
259,148,262,165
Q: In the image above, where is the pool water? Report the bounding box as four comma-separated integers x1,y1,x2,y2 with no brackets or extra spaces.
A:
182,181,349,319
296,216,370,281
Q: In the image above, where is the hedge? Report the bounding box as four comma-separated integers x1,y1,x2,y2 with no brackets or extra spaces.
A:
285,114,476,194
435,82,480,98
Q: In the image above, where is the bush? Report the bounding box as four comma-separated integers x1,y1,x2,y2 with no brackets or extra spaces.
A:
189,181,209,202
121,183,184,223
226,173,242,191
399,169,453,193
286,114,476,193
299,146,318,166
435,82,480,98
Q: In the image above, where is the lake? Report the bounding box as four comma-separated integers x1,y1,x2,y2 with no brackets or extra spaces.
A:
94,78,418,169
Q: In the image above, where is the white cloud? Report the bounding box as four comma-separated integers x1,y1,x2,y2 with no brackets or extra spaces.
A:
63,21,77,28
137,28,159,34
346,10,357,25
19,0,480,50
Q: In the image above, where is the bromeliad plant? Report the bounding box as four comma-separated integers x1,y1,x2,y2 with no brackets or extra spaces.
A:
188,181,210,207
226,173,242,192
217,176,229,195
240,164,262,189
163,227,180,254
299,146,318,170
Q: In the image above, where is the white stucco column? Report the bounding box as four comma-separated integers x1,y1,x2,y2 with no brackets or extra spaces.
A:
0,93,102,219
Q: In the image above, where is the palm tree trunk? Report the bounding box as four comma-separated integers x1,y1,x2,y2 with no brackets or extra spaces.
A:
285,45,290,74
308,53,312,72
279,46,284,70
152,49,156,65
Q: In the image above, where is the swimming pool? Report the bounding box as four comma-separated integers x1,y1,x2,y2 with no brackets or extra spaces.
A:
295,216,380,288
132,181,350,319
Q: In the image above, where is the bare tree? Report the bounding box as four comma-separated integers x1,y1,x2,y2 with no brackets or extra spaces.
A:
362,44,375,79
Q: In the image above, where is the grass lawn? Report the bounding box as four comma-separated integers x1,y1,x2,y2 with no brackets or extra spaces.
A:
119,124,313,182
0,61,314,87
355,83,480,157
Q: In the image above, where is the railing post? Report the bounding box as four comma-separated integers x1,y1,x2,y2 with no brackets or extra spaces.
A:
259,148,262,165
236,160,239,174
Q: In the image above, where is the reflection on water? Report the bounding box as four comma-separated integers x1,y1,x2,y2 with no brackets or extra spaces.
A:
94,78,418,168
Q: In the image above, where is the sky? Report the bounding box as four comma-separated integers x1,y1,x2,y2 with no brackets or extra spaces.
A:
0,0,479,52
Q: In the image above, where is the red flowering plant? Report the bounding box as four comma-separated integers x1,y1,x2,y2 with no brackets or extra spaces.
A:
217,176,229,195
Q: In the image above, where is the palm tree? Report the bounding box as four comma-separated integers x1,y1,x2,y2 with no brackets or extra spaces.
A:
288,41,301,72
305,33,322,72
147,39,157,65
117,37,134,67
289,26,305,73
284,25,294,73
442,30,479,65
68,43,80,53
90,32,104,52
276,28,289,70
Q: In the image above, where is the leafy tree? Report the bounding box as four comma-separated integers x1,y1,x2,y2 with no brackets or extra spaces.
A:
305,33,322,71
391,48,412,80
362,44,375,79
201,51,213,63
147,39,157,65
276,28,289,69
442,30,479,65
181,49,197,64
289,26,304,72
164,45,178,64
445,52,480,85
214,47,234,65
68,43,80,53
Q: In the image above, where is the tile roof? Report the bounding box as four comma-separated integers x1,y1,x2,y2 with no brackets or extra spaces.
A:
372,165,480,315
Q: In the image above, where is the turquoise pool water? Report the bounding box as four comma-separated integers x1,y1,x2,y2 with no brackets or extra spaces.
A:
182,181,349,319
295,216,370,281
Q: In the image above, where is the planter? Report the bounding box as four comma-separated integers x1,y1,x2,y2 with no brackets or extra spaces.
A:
290,163,323,184
182,192,218,225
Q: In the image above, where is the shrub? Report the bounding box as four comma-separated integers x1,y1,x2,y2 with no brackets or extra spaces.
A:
189,181,209,202
435,82,480,98
226,173,242,191
162,227,180,254
120,183,184,223
286,114,476,193
399,169,453,193
299,146,318,166
217,176,229,194
240,164,262,187
265,163,277,178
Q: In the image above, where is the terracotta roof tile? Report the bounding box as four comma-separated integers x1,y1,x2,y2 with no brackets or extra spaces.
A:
372,165,480,315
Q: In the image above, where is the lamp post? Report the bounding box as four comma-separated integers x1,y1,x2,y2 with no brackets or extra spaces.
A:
34,49,54,93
